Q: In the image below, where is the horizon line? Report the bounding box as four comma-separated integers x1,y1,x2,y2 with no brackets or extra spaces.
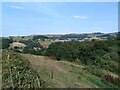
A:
1,31,118,37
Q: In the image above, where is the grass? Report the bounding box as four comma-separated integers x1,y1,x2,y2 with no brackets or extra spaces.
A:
3,51,118,88
55,64,99,88
55,60,115,88
38,40,55,48
23,53,114,88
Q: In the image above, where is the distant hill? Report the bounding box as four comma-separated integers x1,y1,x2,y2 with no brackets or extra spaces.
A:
44,32,118,40
32,35,49,40
3,32,118,42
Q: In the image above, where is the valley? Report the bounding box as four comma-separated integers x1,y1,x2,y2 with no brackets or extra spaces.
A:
1,32,119,89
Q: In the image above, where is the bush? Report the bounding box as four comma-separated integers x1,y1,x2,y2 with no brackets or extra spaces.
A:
2,38,10,49
2,50,46,88
21,40,44,55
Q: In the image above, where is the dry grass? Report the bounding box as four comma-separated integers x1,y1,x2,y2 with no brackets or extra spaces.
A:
9,42,26,48
38,40,55,48
20,54,111,88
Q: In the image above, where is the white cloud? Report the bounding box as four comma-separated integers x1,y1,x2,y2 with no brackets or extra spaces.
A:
73,15,88,19
9,5,24,10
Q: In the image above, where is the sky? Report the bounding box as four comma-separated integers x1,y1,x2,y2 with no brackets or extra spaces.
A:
2,2,118,36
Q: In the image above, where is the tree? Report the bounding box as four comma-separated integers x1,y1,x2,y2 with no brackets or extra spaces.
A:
8,36,13,43
22,40,43,55
2,38,10,49
32,35,49,41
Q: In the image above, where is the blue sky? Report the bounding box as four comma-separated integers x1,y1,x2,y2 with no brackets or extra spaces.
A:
2,2,118,36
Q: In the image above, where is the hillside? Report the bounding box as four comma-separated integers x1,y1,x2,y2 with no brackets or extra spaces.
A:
21,54,114,88
8,32,117,42
1,33,119,89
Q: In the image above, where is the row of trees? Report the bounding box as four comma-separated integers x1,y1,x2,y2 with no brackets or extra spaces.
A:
32,35,49,41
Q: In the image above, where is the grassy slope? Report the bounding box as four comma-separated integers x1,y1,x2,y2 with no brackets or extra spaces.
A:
21,54,113,88
38,40,55,48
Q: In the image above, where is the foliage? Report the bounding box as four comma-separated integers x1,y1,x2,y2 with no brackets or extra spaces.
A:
32,35,49,41
20,40,44,55
46,39,119,87
46,42,79,61
46,40,110,64
2,38,11,49
59,34,90,39
8,36,14,43
2,50,45,88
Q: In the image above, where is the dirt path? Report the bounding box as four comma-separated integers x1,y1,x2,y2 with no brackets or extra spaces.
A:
60,61,85,69
20,54,98,88
21,54,71,88
21,54,69,74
